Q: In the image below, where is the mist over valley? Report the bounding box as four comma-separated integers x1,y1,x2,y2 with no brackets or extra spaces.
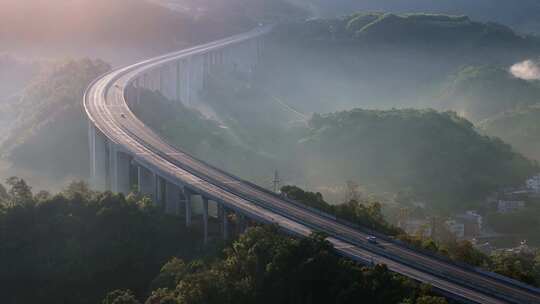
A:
2,1,540,303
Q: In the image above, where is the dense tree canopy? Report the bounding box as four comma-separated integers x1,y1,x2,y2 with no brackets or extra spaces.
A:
134,226,446,304
281,185,401,235
0,180,203,304
0,178,450,304
281,185,540,287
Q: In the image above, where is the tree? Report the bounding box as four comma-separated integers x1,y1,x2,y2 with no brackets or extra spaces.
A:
345,180,362,202
103,290,140,304
34,190,51,202
5,176,33,206
63,180,94,200
416,296,448,304
144,289,179,304
0,183,8,202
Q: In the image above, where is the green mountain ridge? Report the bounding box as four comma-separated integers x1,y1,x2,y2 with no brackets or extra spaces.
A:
0,59,110,186
294,0,540,34
278,12,535,49
438,65,540,121
480,106,540,161
297,108,537,210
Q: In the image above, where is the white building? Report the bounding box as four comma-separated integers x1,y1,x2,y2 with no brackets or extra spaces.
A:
445,220,465,239
497,200,525,214
455,211,483,237
399,219,432,238
526,174,540,193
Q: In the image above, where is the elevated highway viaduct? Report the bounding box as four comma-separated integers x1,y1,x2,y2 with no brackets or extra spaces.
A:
84,26,540,304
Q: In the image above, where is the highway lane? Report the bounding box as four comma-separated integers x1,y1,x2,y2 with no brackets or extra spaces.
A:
85,28,539,304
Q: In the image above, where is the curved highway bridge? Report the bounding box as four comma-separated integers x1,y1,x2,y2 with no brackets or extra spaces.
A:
84,27,540,304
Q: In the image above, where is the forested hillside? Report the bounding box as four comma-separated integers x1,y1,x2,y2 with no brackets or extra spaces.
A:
296,0,540,34
132,226,446,304
0,180,205,304
0,180,449,304
298,109,537,210
0,59,110,187
280,13,531,48
439,65,540,121
259,13,540,115
480,106,540,161
131,90,278,186
139,78,538,212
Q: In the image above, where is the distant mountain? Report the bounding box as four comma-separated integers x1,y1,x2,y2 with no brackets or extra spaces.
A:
480,106,540,162
262,13,540,115
297,0,540,34
297,109,537,210
437,65,540,121
277,13,536,49
0,59,110,184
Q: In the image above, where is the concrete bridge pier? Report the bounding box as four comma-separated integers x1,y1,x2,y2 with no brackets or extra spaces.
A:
155,175,165,208
175,60,182,103
152,68,160,92
202,197,209,244
116,152,132,194
202,53,210,91
160,64,175,101
193,55,204,103
184,187,193,227
164,181,179,214
89,124,109,191
236,211,247,234
108,143,119,193
135,78,141,105
137,165,156,201
221,204,230,240
159,67,165,94
184,58,192,105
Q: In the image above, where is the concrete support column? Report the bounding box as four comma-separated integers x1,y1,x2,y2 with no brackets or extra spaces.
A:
88,123,96,186
138,165,155,200
164,181,179,214
203,53,210,90
154,174,163,207
236,211,246,234
176,61,181,103
116,152,132,194
89,125,109,191
222,204,229,240
185,58,192,105
202,197,209,244
135,78,141,105
159,67,164,94
143,73,149,90
184,188,193,227
108,142,118,193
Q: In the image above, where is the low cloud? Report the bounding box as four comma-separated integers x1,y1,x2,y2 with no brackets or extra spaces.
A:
510,59,540,80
